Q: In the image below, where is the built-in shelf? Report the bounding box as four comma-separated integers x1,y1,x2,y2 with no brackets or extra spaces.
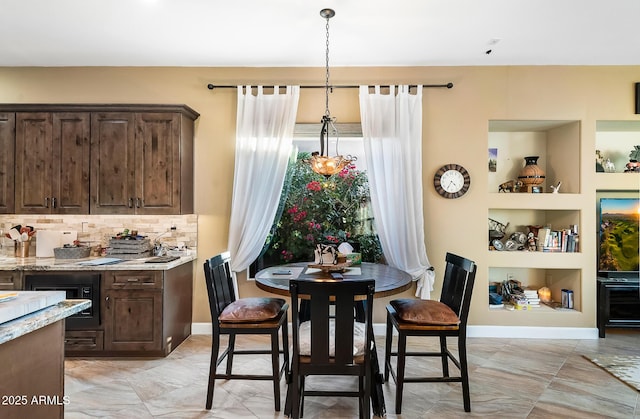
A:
595,173,640,191
489,194,584,210
487,120,584,321
487,251,585,268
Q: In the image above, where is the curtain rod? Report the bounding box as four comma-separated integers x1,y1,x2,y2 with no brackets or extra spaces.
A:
206,83,453,90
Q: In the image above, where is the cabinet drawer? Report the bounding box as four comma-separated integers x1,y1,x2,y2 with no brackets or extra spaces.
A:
65,330,104,352
0,271,22,290
104,271,163,289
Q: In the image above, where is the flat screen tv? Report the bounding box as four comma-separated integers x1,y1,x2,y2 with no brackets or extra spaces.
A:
598,197,640,277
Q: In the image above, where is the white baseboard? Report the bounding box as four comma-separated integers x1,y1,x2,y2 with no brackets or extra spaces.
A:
467,325,599,339
192,323,599,339
192,322,212,335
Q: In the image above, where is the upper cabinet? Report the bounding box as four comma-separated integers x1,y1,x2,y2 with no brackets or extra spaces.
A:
0,104,199,215
15,112,90,214
90,112,136,214
90,111,194,215
0,113,15,214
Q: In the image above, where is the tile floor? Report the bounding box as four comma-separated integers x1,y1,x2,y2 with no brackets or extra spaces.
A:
64,330,640,418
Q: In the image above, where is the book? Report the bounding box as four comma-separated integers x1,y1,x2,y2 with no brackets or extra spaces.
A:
537,227,551,251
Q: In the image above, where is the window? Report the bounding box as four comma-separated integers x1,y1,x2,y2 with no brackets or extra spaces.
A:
250,134,383,274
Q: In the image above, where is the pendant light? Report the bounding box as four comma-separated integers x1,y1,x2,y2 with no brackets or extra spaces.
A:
309,8,356,177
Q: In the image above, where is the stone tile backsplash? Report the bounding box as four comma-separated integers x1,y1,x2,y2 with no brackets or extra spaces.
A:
0,214,198,252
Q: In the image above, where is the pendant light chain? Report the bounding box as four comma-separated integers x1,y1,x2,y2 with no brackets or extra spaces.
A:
309,8,354,178
324,14,331,118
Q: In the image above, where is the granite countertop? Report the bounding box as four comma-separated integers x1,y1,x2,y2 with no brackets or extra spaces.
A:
0,299,91,345
0,254,196,271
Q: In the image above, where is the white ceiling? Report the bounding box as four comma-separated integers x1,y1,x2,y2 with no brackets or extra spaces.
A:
2,0,640,67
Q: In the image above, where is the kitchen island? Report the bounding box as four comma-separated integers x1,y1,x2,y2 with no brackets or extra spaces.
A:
0,296,91,419
0,255,195,357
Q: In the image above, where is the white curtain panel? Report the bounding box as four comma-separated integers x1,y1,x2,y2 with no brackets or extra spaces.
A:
228,85,300,272
359,85,435,299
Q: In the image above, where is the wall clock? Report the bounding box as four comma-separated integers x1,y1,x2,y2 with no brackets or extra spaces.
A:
433,164,471,199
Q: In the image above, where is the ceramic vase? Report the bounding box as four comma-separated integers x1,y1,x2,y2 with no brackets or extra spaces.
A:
518,156,545,186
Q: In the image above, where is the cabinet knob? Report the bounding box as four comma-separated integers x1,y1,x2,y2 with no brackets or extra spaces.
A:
52,197,57,208
127,278,140,282
44,197,49,208
136,198,142,208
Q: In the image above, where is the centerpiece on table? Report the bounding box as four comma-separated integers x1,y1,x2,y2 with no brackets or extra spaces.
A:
307,243,352,272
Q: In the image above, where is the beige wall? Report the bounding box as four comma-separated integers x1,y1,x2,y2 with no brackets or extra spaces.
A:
1,66,638,327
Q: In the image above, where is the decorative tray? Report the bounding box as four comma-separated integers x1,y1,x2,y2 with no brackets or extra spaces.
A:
307,261,353,272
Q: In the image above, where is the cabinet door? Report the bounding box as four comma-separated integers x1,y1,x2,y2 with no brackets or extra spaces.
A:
0,113,15,214
135,112,181,214
52,112,90,214
90,112,136,214
0,271,22,290
15,113,53,213
103,289,162,352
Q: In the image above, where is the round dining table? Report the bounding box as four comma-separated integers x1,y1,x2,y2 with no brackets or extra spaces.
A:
254,261,413,298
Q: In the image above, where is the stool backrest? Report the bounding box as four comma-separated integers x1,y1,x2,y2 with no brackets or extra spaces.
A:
440,252,477,326
203,251,235,319
290,279,375,366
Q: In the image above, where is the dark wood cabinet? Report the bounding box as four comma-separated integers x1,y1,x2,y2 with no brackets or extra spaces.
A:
103,270,163,352
15,112,53,213
53,113,91,213
17,262,193,357
84,262,193,357
0,271,21,290
14,112,90,214
0,113,15,214
0,104,198,215
90,111,194,214
90,112,136,214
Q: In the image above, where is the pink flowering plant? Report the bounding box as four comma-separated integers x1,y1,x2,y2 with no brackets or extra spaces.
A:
262,152,383,264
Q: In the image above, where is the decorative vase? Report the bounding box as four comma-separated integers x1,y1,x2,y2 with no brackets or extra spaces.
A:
517,156,546,186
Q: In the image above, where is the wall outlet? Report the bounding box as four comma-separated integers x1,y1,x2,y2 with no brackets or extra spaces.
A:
507,273,515,282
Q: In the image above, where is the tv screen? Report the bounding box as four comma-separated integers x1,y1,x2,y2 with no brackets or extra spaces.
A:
599,197,640,275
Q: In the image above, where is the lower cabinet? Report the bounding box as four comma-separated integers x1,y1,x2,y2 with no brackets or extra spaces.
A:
65,330,104,352
103,287,163,352
64,262,193,357
0,271,22,290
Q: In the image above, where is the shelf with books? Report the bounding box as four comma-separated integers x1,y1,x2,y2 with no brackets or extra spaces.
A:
488,266,582,313
488,208,581,254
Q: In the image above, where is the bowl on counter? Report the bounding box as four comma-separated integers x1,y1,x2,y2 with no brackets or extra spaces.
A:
53,246,91,259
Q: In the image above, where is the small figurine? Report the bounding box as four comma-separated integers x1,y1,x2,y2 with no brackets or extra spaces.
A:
596,150,605,172
550,181,562,194
527,232,537,251
604,158,616,173
498,179,523,193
